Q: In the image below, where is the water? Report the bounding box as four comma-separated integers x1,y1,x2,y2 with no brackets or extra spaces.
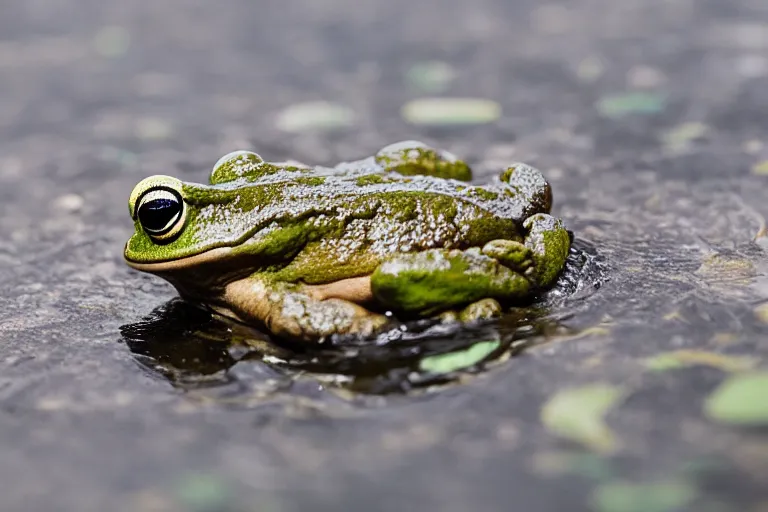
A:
121,243,606,396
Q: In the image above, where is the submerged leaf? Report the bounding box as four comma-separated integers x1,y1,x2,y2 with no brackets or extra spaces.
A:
590,481,696,512
174,472,233,512
575,56,605,82
751,160,768,176
418,340,500,374
540,384,625,453
531,450,615,480
93,25,131,57
644,350,758,373
406,61,456,93
704,372,768,426
661,122,708,152
596,92,666,118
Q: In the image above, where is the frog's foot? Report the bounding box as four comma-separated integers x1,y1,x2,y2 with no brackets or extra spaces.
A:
520,213,571,288
481,239,534,274
374,141,472,181
498,163,553,214
371,248,530,316
438,298,504,324
223,277,389,343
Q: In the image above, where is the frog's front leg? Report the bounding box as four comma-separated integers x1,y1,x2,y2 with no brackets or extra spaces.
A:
482,214,571,288
222,276,389,342
370,248,532,316
374,141,472,181
521,213,571,287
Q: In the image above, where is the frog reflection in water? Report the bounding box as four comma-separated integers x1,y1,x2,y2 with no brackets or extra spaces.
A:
124,141,571,342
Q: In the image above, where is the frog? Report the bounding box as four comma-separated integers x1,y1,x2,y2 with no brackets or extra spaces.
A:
124,141,571,343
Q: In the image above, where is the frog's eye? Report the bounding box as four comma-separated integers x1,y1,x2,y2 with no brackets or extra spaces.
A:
135,188,187,242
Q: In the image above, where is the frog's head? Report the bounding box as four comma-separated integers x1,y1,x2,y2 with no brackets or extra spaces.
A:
123,151,277,279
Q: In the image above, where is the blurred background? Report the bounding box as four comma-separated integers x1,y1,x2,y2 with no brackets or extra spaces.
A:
1,0,768,511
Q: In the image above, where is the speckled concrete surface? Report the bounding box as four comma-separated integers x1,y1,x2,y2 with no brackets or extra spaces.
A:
1,0,768,511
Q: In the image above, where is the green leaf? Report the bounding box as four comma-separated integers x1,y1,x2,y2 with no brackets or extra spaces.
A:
704,372,768,426
590,481,696,512
596,92,666,118
93,25,131,58
418,340,500,374
661,122,708,152
531,451,615,481
401,97,502,125
406,61,456,93
643,350,758,373
752,160,768,176
174,473,232,512
540,384,624,453
274,101,356,133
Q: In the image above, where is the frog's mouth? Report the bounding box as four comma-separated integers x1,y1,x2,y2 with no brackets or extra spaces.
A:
125,245,264,299
123,246,236,273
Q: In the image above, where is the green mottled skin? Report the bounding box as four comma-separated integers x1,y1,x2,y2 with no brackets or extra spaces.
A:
124,141,571,342
372,248,531,314
373,140,472,181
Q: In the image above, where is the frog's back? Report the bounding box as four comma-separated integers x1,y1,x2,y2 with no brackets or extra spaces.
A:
237,163,549,221
262,167,551,284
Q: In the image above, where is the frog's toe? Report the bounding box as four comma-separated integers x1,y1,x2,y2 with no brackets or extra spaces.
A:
375,141,472,181
458,298,503,323
436,309,460,324
481,239,534,274
434,298,503,325
523,213,571,288
499,163,552,213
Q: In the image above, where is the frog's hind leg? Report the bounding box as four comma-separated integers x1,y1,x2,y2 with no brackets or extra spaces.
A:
370,248,531,316
374,141,472,181
494,163,571,286
222,275,389,343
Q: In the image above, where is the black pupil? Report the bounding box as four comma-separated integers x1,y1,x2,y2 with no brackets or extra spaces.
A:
138,197,180,234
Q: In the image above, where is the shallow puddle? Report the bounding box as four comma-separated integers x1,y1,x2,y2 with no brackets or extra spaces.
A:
120,241,606,396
